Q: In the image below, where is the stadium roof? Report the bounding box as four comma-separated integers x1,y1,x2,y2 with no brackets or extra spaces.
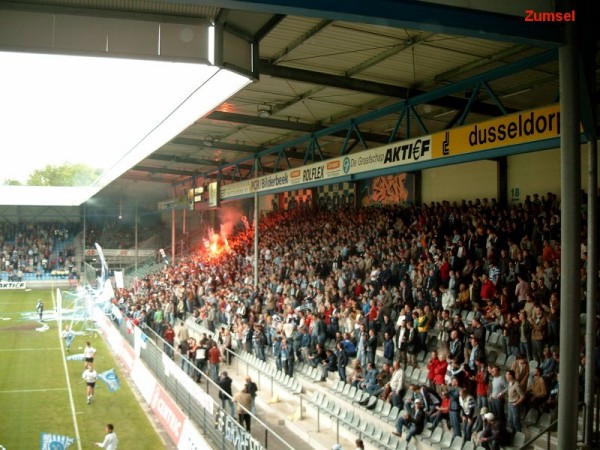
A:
0,0,597,208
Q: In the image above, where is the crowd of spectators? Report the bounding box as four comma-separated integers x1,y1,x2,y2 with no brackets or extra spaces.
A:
113,191,599,448
0,221,78,280
85,218,164,249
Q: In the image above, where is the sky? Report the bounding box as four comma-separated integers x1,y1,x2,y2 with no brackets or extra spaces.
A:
0,51,215,185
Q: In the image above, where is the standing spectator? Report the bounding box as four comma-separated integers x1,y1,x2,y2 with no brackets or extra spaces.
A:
177,322,190,347
366,328,378,365
187,338,197,377
432,352,448,393
448,329,465,365
382,331,395,365
529,306,548,363
95,424,118,449
219,326,233,365
512,354,530,393
218,371,235,416
505,369,525,433
273,336,283,372
234,386,253,432
178,336,190,374
396,319,409,367
488,365,507,423
472,357,490,411
163,323,175,359
518,311,532,362
447,377,462,438
253,324,267,362
406,320,418,368
207,342,222,382
244,376,258,414
281,338,294,377
505,314,521,357
459,387,476,441
416,308,430,352
82,363,98,405
194,339,208,382
336,341,349,383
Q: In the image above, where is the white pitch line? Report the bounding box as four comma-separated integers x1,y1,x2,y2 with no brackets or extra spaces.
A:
0,347,61,352
0,388,68,394
56,291,83,450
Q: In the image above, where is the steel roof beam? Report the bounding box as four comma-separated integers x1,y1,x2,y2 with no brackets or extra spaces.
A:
171,137,262,153
170,0,561,46
207,111,391,143
259,60,518,117
132,165,201,176
147,154,222,166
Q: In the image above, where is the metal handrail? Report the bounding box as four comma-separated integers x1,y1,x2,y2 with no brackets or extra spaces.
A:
518,401,587,450
178,317,402,449
140,323,296,450
518,417,558,450
221,340,402,450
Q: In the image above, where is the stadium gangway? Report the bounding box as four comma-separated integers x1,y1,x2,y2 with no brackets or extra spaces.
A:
133,322,298,450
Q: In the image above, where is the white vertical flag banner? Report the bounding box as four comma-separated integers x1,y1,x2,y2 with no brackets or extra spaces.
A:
114,270,124,289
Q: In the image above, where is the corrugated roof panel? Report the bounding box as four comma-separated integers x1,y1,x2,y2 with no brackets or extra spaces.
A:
423,34,517,59
277,23,415,75
260,16,328,60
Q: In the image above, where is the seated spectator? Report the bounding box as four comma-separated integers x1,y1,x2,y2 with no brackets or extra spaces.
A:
539,347,558,384
393,398,426,441
307,343,326,368
543,373,559,413
526,367,548,411
348,359,364,389
318,349,338,382
428,389,450,430
479,412,510,450
382,360,405,407
360,362,379,392
366,362,392,397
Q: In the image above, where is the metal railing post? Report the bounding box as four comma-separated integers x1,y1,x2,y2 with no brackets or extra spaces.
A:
317,407,320,432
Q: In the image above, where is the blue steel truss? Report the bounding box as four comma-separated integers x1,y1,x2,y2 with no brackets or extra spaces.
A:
177,49,560,189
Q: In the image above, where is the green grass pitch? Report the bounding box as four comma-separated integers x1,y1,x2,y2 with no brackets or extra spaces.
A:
0,288,164,449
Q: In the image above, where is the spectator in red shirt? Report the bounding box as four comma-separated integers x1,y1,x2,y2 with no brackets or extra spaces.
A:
207,342,222,382
163,323,175,359
479,273,495,301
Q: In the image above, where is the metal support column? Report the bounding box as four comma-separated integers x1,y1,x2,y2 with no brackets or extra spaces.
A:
585,136,598,448
557,19,581,450
497,157,508,208
134,203,138,272
253,158,259,288
171,188,176,266
82,203,86,273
